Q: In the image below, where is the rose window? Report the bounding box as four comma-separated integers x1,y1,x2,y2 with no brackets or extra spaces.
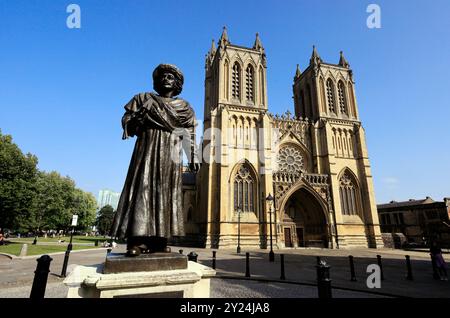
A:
278,146,304,173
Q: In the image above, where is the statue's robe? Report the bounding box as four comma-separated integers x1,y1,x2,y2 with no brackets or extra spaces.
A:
110,92,196,239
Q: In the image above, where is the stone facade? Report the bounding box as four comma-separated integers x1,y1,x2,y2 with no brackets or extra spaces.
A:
181,28,383,249
378,197,450,247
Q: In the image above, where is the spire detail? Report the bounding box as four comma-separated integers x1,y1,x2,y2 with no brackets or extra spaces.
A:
210,39,216,54
310,45,322,66
294,64,301,80
339,51,350,68
219,26,230,47
253,32,264,51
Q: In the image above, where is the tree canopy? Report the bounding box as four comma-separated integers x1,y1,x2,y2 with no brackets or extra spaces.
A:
0,130,98,233
96,205,115,236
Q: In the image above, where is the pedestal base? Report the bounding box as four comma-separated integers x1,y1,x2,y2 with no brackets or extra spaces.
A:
104,252,187,274
64,261,215,298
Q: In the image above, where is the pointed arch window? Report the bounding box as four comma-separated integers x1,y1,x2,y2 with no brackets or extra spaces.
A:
326,79,336,114
224,60,229,100
245,65,255,102
232,62,241,100
339,171,359,215
306,84,313,118
338,81,347,115
234,166,255,212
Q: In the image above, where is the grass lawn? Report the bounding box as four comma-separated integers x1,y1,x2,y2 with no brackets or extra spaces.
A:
9,235,110,244
0,242,98,256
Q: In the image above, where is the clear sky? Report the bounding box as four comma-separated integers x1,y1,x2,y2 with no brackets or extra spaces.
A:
1,0,449,204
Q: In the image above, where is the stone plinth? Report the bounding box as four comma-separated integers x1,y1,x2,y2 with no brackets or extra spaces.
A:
64,261,215,298
104,252,187,274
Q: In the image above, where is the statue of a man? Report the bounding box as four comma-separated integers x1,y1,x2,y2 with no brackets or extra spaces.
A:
110,64,198,256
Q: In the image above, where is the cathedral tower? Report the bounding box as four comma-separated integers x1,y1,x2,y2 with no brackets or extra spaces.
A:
291,47,382,247
198,28,273,248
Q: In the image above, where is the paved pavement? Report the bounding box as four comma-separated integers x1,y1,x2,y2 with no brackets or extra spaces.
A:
0,245,449,298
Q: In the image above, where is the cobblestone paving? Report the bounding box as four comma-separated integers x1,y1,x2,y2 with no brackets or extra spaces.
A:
1,245,449,298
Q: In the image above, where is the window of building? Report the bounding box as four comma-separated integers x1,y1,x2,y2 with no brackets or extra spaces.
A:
232,62,241,100
326,79,336,114
245,65,254,102
398,213,404,225
393,213,400,225
339,171,359,215
385,214,391,225
338,81,347,115
234,166,255,212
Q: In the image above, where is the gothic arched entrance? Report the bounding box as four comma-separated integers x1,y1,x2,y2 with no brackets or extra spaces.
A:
280,187,329,248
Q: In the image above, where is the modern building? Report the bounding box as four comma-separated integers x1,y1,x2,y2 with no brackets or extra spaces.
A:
377,197,450,246
97,189,120,211
181,28,383,249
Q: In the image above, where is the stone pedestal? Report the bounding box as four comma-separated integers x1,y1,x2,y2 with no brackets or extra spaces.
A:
104,252,187,273
64,256,216,298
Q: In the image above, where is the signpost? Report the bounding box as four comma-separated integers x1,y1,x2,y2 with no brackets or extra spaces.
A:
61,215,77,277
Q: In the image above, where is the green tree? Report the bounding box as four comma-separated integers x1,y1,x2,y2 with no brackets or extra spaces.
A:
31,171,75,231
96,205,115,236
0,130,100,234
71,189,97,231
0,130,38,231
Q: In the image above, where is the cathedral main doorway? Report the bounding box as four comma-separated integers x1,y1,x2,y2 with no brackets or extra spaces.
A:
280,187,329,248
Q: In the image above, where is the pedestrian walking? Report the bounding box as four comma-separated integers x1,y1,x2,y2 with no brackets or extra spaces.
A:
430,241,448,281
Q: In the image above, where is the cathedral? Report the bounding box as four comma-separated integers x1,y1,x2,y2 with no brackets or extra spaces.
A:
181,28,383,249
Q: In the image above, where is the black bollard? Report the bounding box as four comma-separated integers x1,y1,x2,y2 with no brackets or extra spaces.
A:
212,251,216,269
377,255,384,280
187,251,198,262
280,254,286,280
405,255,413,280
179,249,184,255
95,240,99,247
32,236,37,245
30,255,53,299
245,252,251,278
316,256,321,265
430,253,440,280
316,261,332,298
349,255,357,281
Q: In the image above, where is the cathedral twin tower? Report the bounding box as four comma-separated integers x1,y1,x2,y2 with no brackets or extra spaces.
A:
182,28,383,249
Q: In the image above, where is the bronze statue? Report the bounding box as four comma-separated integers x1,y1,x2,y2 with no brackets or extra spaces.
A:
110,64,198,256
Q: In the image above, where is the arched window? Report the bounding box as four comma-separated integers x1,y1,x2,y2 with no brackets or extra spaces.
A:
306,84,313,118
259,66,265,105
319,77,326,113
234,166,255,212
245,65,254,102
232,62,241,100
326,79,336,114
338,81,347,115
300,90,306,118
339,171,359,215
224,60,229,100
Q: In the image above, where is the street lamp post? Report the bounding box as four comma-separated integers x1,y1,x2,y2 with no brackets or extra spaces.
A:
61,214,77,277
266,194,275,262
237,205,242,254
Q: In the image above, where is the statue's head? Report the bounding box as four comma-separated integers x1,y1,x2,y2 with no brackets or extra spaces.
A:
152,64,184,97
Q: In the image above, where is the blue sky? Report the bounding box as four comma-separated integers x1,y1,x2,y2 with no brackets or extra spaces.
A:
1,0,449,204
